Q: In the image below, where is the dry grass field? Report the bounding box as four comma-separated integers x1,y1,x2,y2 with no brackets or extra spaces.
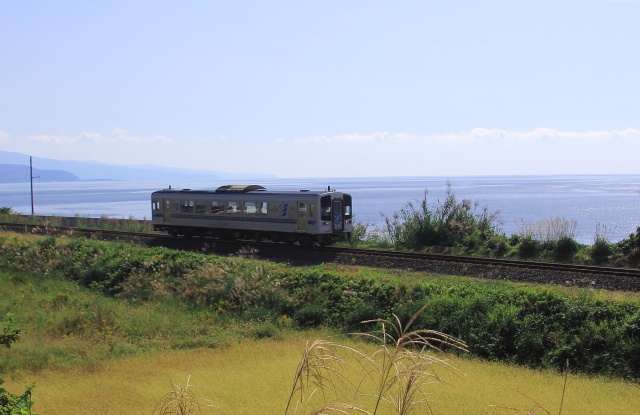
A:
4,331,639,415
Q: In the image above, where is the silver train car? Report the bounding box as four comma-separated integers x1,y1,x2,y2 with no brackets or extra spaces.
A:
151,184,353,245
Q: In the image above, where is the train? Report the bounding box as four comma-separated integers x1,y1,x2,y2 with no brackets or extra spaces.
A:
151,184,353,245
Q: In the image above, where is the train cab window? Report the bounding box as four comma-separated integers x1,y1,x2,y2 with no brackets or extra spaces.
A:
195,201,206,214
211,201,223,214
245,202,257,214
180,200,194,213
320,195,331,221
152,200,159,211
343,194,352,218
227,201,238,214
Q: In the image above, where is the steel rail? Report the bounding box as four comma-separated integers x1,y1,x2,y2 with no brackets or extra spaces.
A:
322,246,640,278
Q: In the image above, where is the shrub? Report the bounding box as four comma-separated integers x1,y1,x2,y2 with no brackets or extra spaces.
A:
348,219,370,245
382,182,502,251
293,303,326,328
616,227,640,265
553,236,579,261
590,236,612,264
517,235,539,258
0,314,35,415
251,322,280,340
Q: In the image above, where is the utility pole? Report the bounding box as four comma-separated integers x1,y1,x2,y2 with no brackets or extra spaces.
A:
30,156,39,216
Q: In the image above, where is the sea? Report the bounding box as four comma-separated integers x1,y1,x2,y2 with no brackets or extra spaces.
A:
2,175,640,245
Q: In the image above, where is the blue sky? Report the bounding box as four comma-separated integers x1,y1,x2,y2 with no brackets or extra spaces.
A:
1,0,639,177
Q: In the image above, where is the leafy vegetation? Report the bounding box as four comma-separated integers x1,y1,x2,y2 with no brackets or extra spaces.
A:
351,183,640,268
1,314,35,415
1,233,640,381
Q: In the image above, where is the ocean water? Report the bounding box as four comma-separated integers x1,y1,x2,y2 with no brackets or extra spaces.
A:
2,175,640,244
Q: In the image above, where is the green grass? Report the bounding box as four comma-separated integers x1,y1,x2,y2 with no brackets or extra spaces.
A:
2,232,640,380
0,272,287,374
2,270,640,414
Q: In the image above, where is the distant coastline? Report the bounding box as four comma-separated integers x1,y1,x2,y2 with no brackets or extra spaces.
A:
0,151,276,183
0,163,80,183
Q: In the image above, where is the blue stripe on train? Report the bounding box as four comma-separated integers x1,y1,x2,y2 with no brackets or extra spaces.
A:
155,214,318,226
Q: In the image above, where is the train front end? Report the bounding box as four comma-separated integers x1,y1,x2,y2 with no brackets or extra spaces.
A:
315,189,353,244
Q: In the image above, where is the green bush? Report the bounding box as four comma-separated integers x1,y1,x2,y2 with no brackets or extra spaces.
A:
2,234,640,380
616,227,640,265
517,235,539,258
590,236,613,264
293,303,326,328
0,314,35,415
553,235,579,261
382,182,503,252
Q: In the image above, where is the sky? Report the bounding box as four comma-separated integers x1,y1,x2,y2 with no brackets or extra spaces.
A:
1,0,639,178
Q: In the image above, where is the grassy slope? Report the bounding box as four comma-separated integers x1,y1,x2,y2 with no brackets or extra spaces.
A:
2,269,640,414
0,232,640,415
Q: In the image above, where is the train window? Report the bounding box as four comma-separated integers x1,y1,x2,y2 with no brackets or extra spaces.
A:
344,194,352,218
227,201,238,214
195,201,206,214
180,200,193,213
245,202,257,214
309,203,316,218
320,195,331,221
259,202,267,214
211,201,223,214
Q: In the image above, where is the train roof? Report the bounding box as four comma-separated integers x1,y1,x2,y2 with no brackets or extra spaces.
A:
152,184,349,197
215,184,266,193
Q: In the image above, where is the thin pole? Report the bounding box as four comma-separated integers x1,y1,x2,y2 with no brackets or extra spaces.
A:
30,156,35,216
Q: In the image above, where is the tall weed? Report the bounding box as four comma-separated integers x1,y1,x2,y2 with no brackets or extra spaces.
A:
382,182,502,251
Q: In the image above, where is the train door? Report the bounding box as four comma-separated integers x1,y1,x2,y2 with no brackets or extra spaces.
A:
163,199,171,223
297,201,308,231
332,198,344,233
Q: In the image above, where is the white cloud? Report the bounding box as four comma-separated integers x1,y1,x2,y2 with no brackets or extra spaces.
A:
27,134,77,144
293,132,414,144
455,128,640,141
292,128,640,144
112,129,171,144
26,130,172,145
78,131,103,142
0,131,11,142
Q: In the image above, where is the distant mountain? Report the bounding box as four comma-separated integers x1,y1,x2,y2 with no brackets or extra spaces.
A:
0,163,80,183
0,151,276,182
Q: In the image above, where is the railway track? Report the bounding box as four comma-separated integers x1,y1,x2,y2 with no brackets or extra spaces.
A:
2,220,640,292
329,246,640,278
